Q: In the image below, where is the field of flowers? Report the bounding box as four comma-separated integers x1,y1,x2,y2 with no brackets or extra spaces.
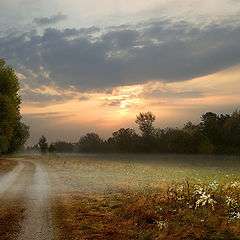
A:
37,154,240,239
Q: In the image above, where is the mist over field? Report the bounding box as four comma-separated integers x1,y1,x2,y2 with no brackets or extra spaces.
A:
47,153,240,194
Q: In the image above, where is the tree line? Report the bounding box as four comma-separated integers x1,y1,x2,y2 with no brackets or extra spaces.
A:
31,110,240,155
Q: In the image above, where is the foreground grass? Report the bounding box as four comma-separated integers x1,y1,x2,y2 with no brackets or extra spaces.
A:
53,182,240,240
25,154,240,239
0,201,25,240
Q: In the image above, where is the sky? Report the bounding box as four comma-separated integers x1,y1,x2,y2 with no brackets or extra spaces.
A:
0,0,240,145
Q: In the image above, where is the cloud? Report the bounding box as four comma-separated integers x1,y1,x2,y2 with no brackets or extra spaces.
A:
19,87,89,106
33,12,67,25
142,90,204,99
24,112,66,119
1,15,240,94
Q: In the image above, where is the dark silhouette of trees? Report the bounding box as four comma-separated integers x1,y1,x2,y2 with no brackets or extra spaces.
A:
52,141,73,153
33,110,240,155
78,133,103,152
199,112,231,153
0,59,29,154
224,110,240,153
135,112,156,138
111,128,139,152
135,112,157,152
38,135,48,154
48,143,56,153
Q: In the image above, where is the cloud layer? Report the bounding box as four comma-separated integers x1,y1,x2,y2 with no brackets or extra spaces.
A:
34,12,67,25
1,15,240,102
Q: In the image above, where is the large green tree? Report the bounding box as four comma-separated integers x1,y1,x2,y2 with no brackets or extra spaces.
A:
0,59,29,154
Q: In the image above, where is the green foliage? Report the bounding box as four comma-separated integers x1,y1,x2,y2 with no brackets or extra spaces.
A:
38,135,48,154
7,119,30,153
0,59,29,153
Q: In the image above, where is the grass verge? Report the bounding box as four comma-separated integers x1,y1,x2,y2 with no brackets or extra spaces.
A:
0,160,34,240
0,158,17,175
53,180,240,240
0,200,25,240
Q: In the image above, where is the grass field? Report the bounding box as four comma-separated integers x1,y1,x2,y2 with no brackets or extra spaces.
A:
27,154,240,239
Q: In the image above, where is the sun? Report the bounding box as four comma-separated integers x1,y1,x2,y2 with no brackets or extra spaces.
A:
120,103,126,108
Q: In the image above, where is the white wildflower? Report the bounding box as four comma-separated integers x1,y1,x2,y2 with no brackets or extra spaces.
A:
226,196,237,206
208,179,218,190
229,212,240,222
195,192,215,209
222,183,229,190
194,186,204,195
156,220,168,229
231,181,240,188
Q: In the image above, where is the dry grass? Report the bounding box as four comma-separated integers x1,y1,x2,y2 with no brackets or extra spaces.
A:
0,158,18,175
53,181,240,240
0,200,25,240
0,157,24,240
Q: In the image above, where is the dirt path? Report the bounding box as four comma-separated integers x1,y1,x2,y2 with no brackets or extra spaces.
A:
17,160,55,240
0,159,55,239
0,161,24,195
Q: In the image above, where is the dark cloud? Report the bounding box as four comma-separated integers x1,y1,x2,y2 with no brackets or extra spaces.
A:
142,90,204,99
1,16,240,94
33,12,67,25
19,89,88,106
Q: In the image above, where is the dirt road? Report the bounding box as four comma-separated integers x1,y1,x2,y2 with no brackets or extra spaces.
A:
0,159,55,240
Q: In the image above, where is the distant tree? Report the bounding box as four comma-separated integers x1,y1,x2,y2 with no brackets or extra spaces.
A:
135,112,157,152
48,143,56,153
38,135,48,154
224,110,240,152
111,128,139,152
199,137,214,154
200,112,231,152
135,112,156,138
78,133,103,152
183,121,198,135
0,59,29,154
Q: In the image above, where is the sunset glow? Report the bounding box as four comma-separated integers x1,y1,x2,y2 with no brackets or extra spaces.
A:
1,0,240,144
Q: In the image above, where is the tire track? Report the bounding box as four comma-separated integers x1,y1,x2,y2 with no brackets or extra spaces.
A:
17,161,55,240
0,161,24,195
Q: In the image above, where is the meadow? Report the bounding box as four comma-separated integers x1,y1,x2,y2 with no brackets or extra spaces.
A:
33,153,240,240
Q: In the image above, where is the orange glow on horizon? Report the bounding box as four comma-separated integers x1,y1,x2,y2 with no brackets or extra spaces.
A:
21,65,240,135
